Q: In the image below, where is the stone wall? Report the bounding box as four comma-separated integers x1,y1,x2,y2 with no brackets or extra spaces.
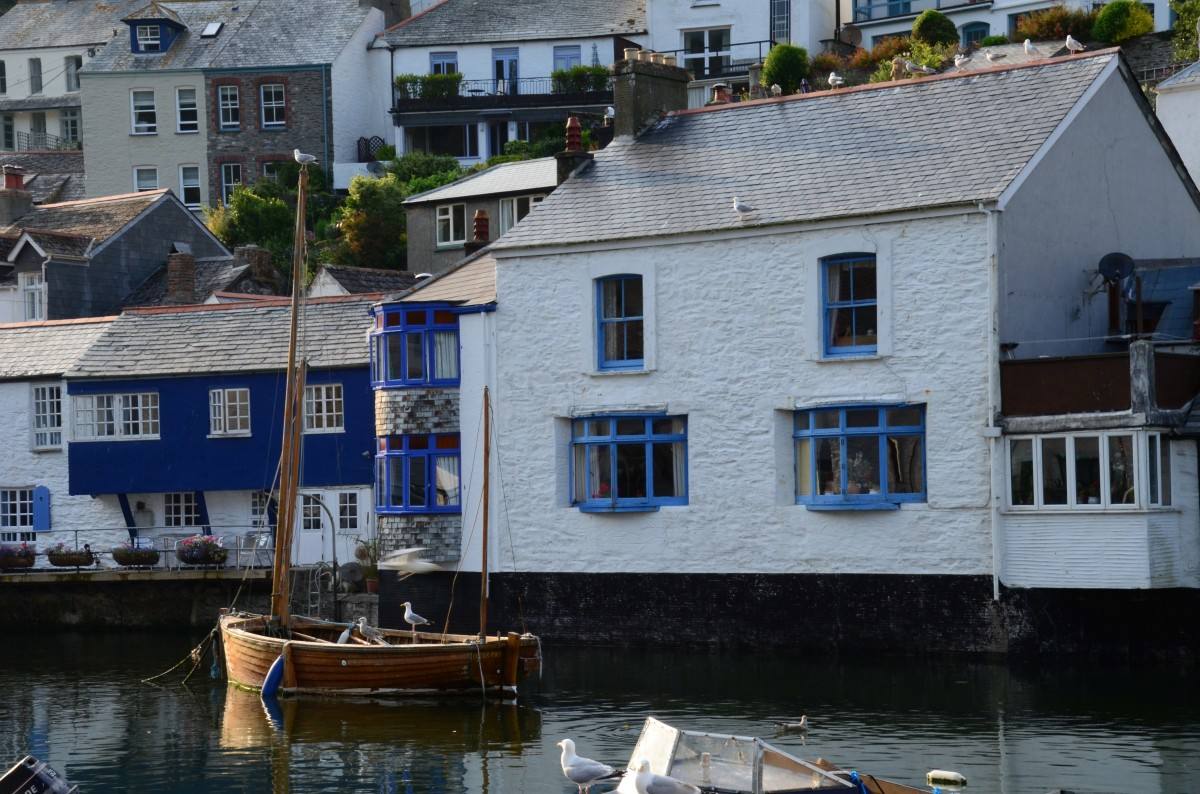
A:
375,387,459,435
378,513,461,562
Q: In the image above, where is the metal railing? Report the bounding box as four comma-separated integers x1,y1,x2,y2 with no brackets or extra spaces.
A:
853,0,990,22
394,75,613,102
0,526,275,573
15,130,80,151
656,40,775,80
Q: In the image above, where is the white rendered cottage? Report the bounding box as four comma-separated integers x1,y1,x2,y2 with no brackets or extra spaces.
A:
382,53,1200,645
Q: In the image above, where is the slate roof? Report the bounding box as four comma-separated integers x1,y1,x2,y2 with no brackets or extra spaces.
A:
0,95,82,112
1,150,87,204
404,158,556,205
0,0,145,49
380,0,646,46
318,265,421,294
0,190,164,247
495,53,1119,250
0,317,115,381
84,0,374,73
22,230,93,258
66,296,378,378
1157,60,1200,92
399,249,495,306
122,257,252,306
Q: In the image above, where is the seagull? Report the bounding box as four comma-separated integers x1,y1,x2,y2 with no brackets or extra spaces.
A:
557,739,620,793
732,196,754,215
355,616,387,645
776,714,808,733
605,105,616,118
293,148,318,165
827,71,845,88
953,52,971,70
1066,34,1085,53
984,49,1006,63
904,59,937,75
1024,38,1041,57
336,624,353,644
770,83,782,96
621,759,701,794
401,601,430,639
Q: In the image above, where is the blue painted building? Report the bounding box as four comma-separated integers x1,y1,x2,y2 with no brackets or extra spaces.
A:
64,296,379,563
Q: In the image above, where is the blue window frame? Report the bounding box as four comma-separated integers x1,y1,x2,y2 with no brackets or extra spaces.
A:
375,433,461,514
596,275,644,370
570,415,687,511
370,305,460,387
821,253,877,357
794,405,925,509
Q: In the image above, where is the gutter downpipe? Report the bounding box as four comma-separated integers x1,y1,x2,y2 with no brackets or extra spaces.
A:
982,200,1002,602
322,65,332,182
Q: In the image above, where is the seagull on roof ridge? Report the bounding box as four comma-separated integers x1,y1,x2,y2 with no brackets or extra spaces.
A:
293,148,318,165
984,49,1006,63
1024,38,1041,56
1066,34,1086,53
827,71,844,88
732,196,755,215
770,83,782,96
954,52,970,70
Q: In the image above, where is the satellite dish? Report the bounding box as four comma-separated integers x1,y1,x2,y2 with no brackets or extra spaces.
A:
1098,252,1134,283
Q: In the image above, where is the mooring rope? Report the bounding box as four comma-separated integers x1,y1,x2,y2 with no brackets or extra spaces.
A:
141,627,217,685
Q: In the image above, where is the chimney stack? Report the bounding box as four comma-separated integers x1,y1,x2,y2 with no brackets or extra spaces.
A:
707,83,732,105
555,115,594,184
612,58,690,138
464,209,489,255
234,244,275,284
166,252,196,304
0,165,33,225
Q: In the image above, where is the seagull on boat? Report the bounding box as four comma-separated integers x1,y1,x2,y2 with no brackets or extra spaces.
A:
557,739,621,793
355,617,387,645
827,71,845,89
732,196,755,216
402,601,430,631
618,759,701,794
1024,38,1041,57
336,624,353,644
293,148,318,165
1066,34,1085,53
776,714,808,733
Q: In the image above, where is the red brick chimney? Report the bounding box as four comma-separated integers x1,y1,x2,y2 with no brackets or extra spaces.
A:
555,115,595,185
234,244,276,284
3,165,24,190
464,210,489,255
166,252,196,304
0,165,33,225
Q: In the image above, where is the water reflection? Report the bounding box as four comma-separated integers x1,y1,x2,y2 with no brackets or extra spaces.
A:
0,634,1197,793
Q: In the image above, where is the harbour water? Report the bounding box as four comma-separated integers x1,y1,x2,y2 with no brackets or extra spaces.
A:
1,633,1198,793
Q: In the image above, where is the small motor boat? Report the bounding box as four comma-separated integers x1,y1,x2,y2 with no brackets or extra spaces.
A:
0,755,78,794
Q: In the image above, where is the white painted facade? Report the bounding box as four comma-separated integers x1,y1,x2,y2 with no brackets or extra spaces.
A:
0,380,126,566
1156,76,1200,186
330,7,391,190
648,0,835,60
0,44,89,150
843,0,1175,49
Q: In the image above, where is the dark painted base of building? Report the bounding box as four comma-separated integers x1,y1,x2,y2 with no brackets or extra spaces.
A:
380,571,1200,658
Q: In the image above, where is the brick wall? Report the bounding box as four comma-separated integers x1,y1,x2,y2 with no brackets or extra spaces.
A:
375,387,460,436
205,68,331,204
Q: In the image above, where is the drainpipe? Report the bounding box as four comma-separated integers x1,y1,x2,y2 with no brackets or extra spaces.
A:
982,202,1003,602
322,65,331,183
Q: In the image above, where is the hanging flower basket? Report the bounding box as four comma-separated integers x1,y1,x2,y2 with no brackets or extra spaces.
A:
112,545,160,567
0,543,36,571
46,543,95,568
176,535,228,566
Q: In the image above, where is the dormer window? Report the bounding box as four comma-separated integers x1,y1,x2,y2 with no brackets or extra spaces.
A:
136,24,161,52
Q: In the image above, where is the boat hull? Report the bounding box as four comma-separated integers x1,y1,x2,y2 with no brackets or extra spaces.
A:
219,612,541,696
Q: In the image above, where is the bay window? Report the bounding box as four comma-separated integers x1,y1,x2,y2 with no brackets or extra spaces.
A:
1008,431,1169,510
375,434,461,514
370,305,459,386
570,415,687,511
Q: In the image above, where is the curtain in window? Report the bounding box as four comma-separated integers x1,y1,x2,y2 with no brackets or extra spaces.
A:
435,455,460,506
433,331,458,380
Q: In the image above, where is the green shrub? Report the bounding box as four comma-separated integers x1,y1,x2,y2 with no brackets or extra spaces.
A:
404,169,466,196
908,39,956,69
811,51,846,74
1015,5,1098,41
387,151,463,183
911,9,959,45
335,174,408,270
1093,0,1154,42
979,34,1010,46
393,73,422,99
1173,0,1199,60
421,72,462,98
761,44,810,94
374,144,397,161
869,60,895,83
552,65,610,93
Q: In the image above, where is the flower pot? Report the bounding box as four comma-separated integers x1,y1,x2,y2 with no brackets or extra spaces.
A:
47,549,95,568
177,545,228,566
113,547,160,567
0,545,35,571
365,577,379,594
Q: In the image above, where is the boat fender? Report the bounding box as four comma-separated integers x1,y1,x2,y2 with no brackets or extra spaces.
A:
848,771,868,794
261,654,285,700
927,769,968,788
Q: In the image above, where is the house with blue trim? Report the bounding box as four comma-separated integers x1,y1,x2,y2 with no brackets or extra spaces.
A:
63,295,379,564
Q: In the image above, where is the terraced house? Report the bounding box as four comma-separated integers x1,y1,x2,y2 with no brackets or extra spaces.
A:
80,0,386,207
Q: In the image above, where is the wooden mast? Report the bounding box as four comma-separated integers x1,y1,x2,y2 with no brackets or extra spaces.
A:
480,385,490,639
268,165,310,627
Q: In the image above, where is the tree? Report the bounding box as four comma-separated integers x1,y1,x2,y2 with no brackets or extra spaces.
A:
911,9,959,46
1171,0,1200,60
204,186,293,266
334,174,409,270
1093,0,1154,43
761,44,810,94
387,151,463,183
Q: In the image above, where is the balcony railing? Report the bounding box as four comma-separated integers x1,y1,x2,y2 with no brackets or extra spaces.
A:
656,40,775,81
853,0,990,23
16,130,80,151
392,76,613,113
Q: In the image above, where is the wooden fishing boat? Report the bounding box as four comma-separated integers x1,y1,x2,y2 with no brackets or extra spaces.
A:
217,158,540,698
629,717,946,793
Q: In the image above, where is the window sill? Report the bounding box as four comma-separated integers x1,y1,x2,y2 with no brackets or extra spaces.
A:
1002,507,1175,515
577,504,662,513
130,132,158,136
218,127,241,133
803,502,901,511
31,446,62,454
435,242,467,250
206,432,252,439
377,508,462,516
176,129,199,135
816,352,883,363
303,428,346,435
260,126,287,132
589,367,653,377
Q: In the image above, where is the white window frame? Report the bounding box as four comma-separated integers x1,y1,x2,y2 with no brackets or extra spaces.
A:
218,85,239,130
73,393,159,441
498,194,545,235
164,492,199,527
1146,431,1172,507
303,383,344,434
220,162,241,205
136,24,161,52
27,58,41,94
130,89,157,134
179,164,201,209
337,492,358,534
59,108,80,144
133,166,158,192
18,271,46,321
250,491,271,528
300,493,323,531
64,56,81,92
553,45,582,71
0,488,33,532
1006,431,1148,512
430,51,458,74
176,86,198,133
436,203,466,246
262,161,282,181
209,387,250,437
31,384,62,450
259,83,285,128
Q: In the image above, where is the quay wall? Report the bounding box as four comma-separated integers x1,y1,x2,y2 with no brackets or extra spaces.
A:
382,571,1200,658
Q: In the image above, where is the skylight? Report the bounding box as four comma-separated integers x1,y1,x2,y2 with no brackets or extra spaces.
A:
201,21,223,37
